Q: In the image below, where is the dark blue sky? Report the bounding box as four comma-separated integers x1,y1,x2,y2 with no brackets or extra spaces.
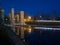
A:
1,0,60,16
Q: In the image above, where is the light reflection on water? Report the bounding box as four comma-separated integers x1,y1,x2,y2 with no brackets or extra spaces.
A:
24,30,60,45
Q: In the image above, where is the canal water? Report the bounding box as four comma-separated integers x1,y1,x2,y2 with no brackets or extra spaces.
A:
24,30,60,45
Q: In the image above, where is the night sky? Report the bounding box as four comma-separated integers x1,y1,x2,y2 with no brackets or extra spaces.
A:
1,0,60,17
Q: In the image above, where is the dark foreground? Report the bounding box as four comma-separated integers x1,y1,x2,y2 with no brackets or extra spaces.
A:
0,24,24,45
0,24,60,45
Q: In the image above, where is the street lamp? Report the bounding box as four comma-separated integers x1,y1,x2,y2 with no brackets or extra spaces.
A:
40,15,42,18
28,16,31,20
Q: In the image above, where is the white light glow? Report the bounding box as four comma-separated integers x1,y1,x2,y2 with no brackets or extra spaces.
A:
36,20,60,22
34,27,60,30
28,16,31,19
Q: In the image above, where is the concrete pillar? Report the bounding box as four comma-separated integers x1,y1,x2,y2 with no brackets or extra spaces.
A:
20,11,24,39
16,14,19,23
11,8,14,20
16,14,19,35
11,8,15,32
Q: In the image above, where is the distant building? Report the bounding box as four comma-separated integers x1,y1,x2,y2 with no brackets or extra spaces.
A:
0,8,4,24
49,16,56,20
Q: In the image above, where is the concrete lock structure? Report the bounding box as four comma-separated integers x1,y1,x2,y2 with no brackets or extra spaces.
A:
10,8,25,40
11,8,15,32
20,11,25,40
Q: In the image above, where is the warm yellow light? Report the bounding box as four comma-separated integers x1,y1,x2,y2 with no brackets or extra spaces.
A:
24,19,26,22
27,19,30,21
24,27,27,30
28,16,31,19
28,28,31,33
24,19,31,22
28,26,32,33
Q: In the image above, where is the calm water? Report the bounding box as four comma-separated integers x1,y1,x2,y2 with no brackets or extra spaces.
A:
25,30,60,45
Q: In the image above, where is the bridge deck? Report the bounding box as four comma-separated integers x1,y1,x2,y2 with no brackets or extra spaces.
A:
35,20,60,22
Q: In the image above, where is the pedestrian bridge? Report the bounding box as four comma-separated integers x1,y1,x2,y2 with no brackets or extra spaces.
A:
26,20,60,27
35,20,60,22
4,19,60,27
